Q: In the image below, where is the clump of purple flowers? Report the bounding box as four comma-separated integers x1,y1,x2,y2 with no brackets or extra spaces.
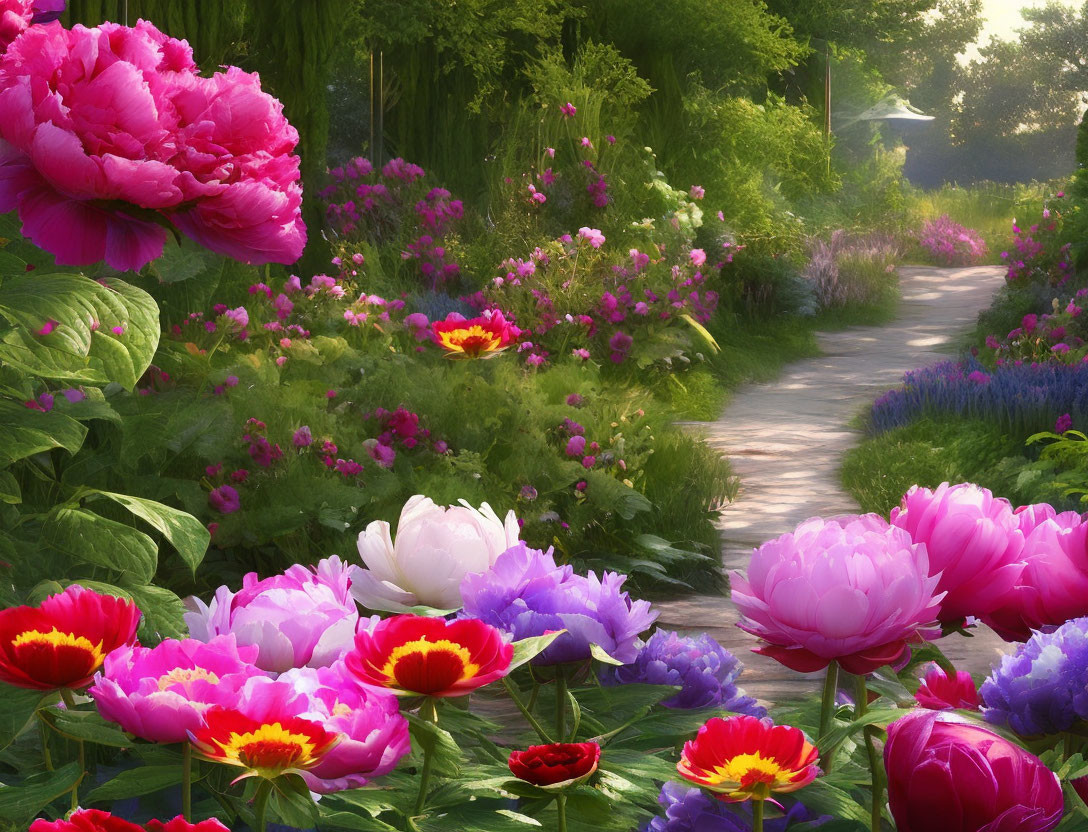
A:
870,359,1088,436
643,782,823,832
916,215,987,267
600,629,765,713
981,617,1088,736
803,230,901,310
459,543,657,665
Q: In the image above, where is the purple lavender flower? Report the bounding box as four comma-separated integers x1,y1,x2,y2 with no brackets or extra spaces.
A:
981,617,1088,736
459,543,657,665
643,782,824,831
600,630,765,714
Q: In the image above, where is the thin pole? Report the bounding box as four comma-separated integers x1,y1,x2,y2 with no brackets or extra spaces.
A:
825,42,832,178
368,50,375,164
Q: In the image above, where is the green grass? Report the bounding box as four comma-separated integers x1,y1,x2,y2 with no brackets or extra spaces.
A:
663,315,820,420
841,418,1026,515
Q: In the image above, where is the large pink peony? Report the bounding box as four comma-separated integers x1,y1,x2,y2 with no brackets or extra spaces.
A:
0,18,304,272
0,0,63,52
890,482,1025,624
731,514,944,674
88,635,266,743
184,557,359,673
277,662,411,793
982,504,1088,641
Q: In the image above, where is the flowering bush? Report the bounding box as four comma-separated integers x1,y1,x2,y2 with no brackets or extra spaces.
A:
1001,193,1074,286
915,215,988,266
977,289,1088,366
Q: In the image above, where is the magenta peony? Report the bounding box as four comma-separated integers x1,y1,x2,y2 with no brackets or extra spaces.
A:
731,514,943,674
982,504,1088,640
914,664,980,711
884,710,1063,832
0,19,304,272
277,662,411,792
890,482,1025,624
184,557,359,673
88,635,266,743
0,0,63,52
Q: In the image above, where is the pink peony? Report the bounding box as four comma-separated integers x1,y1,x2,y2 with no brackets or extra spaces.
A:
0,19,304,272
184,557,359,673
0,0,62,52
88,635,266,743
731,514,943,674
277,662,410,792
207,485,240,514
890,482,1025,624
982,505,1088,641
914,664,979,711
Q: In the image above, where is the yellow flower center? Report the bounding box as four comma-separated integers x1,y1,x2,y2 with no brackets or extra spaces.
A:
157,667,221,692
380,636,480,690
707,752,787,795
331,702,352,717
12,628,105,666
437,326,503,354
215,722,318,772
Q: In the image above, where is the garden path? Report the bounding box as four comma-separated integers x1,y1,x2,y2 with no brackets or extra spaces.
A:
657,265,1012,705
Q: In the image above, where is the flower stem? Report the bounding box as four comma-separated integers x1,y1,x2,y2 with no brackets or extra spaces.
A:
253,779,272,832
752,799,764,832
556,793,568,832
502,678,555,744
818,661,839,769
182,742,193,822
59,689,83,810
854,673,885,832
555,670,567,740
37,713,53,772
413,698,438,817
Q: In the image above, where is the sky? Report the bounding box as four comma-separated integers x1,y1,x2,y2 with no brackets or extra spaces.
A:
960,0,1081,62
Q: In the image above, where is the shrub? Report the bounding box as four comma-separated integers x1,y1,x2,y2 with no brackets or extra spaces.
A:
802,230,901,311
916,215,988,266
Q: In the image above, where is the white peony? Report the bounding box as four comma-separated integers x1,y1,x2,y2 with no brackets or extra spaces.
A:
349,495,520,612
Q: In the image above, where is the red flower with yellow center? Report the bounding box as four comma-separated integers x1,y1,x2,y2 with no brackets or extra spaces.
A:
344,615,513,697
677,715,819,802
189,706,339,782
431,311,519,358
0,586,140,690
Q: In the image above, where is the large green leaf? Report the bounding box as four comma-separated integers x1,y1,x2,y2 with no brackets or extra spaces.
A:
0,398,87,466
0,470,19,504
85,766,182,803
43,507,157,584
0,274,159,389
0,762,81,823
0,687,45,752
42,708,131,748
91,490,209,574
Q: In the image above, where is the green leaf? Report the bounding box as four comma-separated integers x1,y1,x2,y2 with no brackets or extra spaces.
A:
0,762,81,823
816,707,901,753
0,471,19,504
589,642,625,666
43,708,131,748
0,274,159,389
269,774,319,829
406,711,463,778
85,766,182,803
0,687,45,752
0,398,87,466
44,507,157,584
125,583,189,641
798,780,869,823
509,630,566,671
91,490,209,574
147,237,221,284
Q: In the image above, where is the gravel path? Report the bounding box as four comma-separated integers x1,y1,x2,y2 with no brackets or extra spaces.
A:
657,265,1013,704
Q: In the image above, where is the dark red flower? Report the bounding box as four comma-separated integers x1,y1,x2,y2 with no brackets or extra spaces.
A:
344,615,512,697
508,742,601,787
31,810,228,832
0,586,140,690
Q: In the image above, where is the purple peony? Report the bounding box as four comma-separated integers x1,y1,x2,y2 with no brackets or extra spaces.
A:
981,616,1088,737
643,781,824,832
459,543,657,665
601,629,765,713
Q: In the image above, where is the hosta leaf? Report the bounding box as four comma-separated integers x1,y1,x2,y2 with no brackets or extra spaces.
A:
0,398,87,466
91,490,209,574
44,507,157,584
0,274,159,389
